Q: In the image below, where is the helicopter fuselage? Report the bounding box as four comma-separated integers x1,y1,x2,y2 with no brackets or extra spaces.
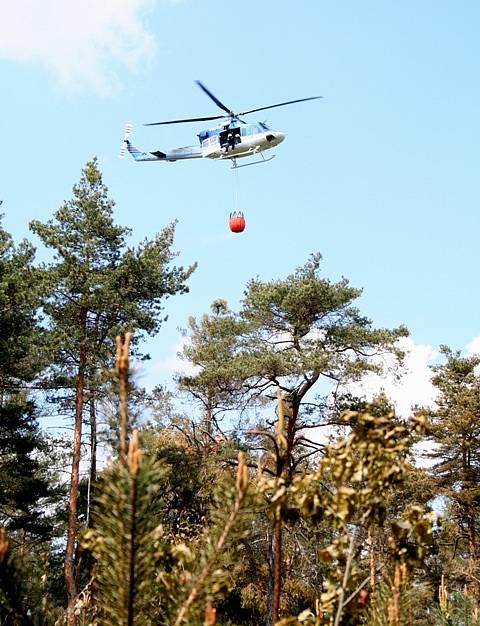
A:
198,121,285,161
123,121,285,163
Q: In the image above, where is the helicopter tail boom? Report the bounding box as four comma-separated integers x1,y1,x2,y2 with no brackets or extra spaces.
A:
120,123,167,162
127,140,162,161
120,123,204,162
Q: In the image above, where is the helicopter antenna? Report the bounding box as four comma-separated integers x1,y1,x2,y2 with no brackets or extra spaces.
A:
119,123,133,159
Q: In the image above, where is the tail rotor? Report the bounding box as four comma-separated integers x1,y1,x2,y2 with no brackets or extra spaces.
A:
119,123,133,159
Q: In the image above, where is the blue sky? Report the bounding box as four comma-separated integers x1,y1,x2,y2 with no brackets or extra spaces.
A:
2,0,479,405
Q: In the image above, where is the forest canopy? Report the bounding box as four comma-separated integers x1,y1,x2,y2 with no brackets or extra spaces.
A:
1,161,479,626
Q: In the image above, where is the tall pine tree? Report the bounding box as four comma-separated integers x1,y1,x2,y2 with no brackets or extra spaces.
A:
0,217,53,539
179,253,408,626
30,159,195,625
420,347,480,592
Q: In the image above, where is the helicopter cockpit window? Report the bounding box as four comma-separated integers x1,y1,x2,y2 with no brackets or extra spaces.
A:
241,125,260,136
259,122,270,131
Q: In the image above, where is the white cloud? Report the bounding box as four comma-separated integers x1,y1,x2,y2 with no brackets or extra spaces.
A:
0,0,157,93
343,335,480,417
345,337,439,417
466,336,480,357
153,335,199,378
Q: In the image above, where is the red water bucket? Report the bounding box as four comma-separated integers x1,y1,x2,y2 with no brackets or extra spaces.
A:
229,211,246,233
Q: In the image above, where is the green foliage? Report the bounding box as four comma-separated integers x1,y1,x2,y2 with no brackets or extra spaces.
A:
264,408,435,625
423,347,480,503
0,398,57,536
6,193,480,626
27,159,196,619
81,450,170,625
180,253,408,456
418,347,480,591
80,436,252,626
434,584,480,625
178,254,411,626
364,579,433,626
30,158,195,367
0,217,55,538
0,528,65,626
238,253,408,388
178,300,248,432
0,528,34,625
0,217,45,382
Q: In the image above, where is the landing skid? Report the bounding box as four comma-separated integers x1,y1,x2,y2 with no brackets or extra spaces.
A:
231,153,276,169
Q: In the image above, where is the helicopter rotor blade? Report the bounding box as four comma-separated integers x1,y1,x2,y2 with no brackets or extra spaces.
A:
195,80,234,116
145,115,226,126
238,96,322,116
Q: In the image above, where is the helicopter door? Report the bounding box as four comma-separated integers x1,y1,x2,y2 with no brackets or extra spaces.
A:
220,128,241,152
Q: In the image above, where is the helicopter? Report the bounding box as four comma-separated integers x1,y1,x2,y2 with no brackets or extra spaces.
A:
120,81,321,168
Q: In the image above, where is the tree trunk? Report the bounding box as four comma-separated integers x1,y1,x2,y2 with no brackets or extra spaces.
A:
368,527,376,597
205,386,213,438
117,333,131,463
463,445,477,589
89,390,97,496
266,390,293,626
466,512,479,595
84,390,98,619
467,515,476,560
65,307,87,626
267,516,283,626
266,383,317,626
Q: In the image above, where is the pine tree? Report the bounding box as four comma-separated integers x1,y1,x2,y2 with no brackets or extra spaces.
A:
179,253,408,626
0,218,53,539
80,331,251,626
419,347,480,594
30,159,195,624
178,299,247,438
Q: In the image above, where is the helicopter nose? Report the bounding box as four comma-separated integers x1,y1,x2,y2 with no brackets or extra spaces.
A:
266,132,286,144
